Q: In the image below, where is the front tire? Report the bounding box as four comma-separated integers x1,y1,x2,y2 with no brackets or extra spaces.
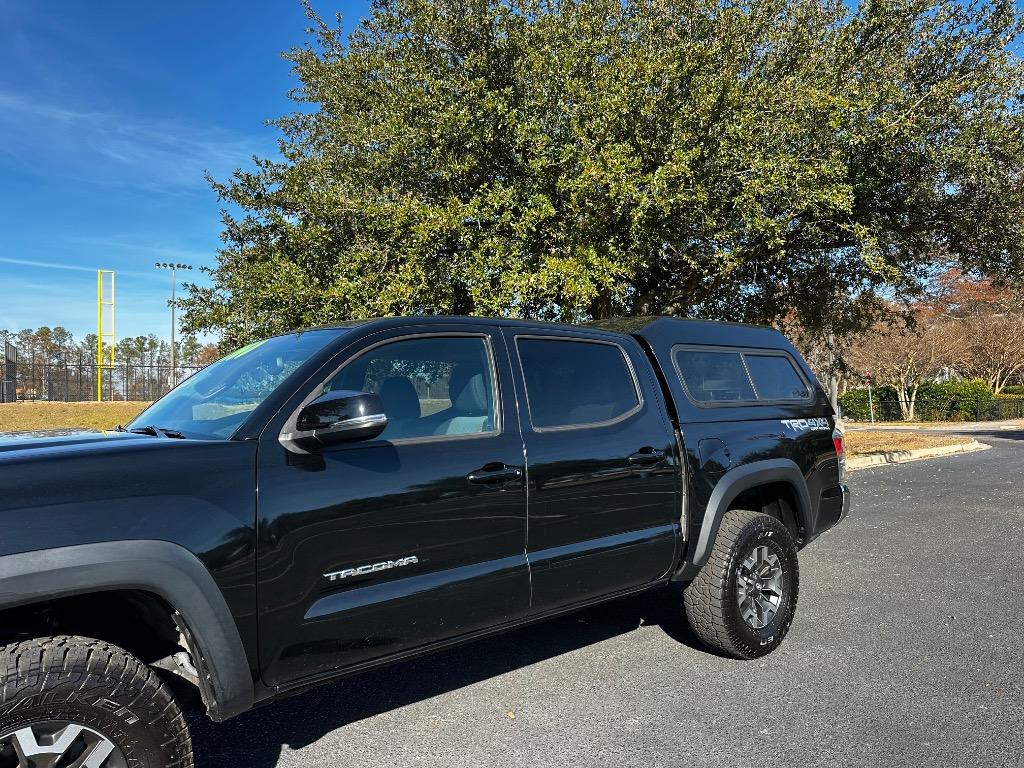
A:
0,635,192,768
683,509,799,659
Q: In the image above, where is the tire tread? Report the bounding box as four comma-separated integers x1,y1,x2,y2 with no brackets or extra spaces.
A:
684,509,797,659
0,634,193,768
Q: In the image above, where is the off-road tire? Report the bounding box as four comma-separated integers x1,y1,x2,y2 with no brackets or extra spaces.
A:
684,509,799,659
0,635,192,768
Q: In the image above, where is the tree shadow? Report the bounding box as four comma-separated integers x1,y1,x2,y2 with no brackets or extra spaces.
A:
190,585,702,768
962,427,1024,442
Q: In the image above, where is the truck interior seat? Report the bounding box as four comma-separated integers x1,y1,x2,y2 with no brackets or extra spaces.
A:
433,373,491,435
378,376,421,438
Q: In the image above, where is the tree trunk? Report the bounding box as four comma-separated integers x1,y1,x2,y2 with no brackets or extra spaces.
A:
825,373,840,415
897,382,919,421
588,290,613,320
907,384,920,421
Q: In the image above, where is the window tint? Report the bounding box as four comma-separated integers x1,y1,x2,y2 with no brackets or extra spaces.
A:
517,338,640,429
326,336,496,440
745,354,809,400
674,350,756,402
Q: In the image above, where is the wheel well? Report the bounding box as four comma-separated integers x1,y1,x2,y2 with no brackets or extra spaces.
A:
728,482,804,545
0,590,204,709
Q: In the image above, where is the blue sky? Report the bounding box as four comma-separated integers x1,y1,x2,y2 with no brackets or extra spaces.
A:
0,0,369,342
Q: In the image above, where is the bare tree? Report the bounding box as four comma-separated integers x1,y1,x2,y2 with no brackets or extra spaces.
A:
847,315,964,421
961,313,1024,393
928,270,1024,393
786,325,849,413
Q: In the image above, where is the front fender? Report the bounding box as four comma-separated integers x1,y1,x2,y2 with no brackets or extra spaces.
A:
0,540,254,721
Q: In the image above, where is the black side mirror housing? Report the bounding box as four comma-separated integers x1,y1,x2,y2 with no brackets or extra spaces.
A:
286,390,388,448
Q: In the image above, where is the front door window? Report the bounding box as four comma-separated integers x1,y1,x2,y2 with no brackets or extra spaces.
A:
327,335,498,440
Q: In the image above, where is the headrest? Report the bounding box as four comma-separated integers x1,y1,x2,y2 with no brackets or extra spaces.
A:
447,364,475,403
453,373,488,414
379,377,421,420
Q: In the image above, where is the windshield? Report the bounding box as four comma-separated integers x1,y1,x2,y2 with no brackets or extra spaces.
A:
128,329,343,440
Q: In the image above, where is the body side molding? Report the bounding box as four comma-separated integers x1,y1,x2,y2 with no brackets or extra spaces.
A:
675,458,812,580
0,540,253,721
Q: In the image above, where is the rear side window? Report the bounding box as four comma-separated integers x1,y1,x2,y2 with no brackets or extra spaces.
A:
674,350,756,402
745,354,810,400
674,346,811,404
517,338,640,429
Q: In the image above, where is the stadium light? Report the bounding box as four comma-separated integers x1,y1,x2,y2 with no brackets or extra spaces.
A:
154,263,193,385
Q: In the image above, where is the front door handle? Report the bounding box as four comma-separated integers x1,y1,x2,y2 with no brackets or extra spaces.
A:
466,463,523,485
628,447,666,465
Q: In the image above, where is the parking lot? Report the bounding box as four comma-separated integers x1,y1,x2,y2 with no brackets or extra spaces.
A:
193,428,1024,768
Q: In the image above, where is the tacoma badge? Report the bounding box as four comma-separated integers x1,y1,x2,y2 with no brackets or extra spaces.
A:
324,556,419,583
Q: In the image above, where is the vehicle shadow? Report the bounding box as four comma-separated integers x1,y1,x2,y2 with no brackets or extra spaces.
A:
190,585,701,768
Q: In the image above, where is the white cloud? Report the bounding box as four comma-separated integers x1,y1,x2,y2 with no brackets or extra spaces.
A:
0,90,271,193
0,255,156,279
0,256,96,272
57,236,217,271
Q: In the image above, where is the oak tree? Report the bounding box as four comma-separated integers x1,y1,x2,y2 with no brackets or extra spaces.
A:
181,0,1024,348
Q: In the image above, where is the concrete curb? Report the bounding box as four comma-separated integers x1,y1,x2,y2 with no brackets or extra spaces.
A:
847,439,991,471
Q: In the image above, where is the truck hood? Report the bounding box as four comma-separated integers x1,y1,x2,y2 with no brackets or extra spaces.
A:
0,429,151,455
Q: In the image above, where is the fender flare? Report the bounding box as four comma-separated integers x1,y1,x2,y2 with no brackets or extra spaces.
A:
0,540,254,721
677,459,812,580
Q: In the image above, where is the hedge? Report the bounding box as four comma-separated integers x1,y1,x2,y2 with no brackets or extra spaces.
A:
837,386,900,421
839,380,1000,421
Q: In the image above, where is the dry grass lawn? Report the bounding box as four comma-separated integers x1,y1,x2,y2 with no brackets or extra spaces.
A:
0,402,151,433
845,430,974,457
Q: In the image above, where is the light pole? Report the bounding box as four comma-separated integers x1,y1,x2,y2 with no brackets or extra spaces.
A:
155,262,192,385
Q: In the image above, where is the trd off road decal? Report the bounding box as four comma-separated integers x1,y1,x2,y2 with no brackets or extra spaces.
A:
781,417,829,433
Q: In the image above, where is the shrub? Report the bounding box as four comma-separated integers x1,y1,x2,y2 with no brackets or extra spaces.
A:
838,386,901,421
914,380,994,420
839,379,997,421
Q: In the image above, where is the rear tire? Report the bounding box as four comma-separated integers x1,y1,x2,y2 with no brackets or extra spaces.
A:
0,635,192,768
683,509,799,659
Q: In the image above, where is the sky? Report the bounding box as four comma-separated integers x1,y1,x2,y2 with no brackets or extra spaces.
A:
0,0,370,343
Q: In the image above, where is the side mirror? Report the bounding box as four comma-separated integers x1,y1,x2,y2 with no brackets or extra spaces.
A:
286,390,388,449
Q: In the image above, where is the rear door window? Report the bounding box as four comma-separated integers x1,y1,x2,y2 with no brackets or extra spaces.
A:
744,354,810,400
673,349,756,403
516,338,640,429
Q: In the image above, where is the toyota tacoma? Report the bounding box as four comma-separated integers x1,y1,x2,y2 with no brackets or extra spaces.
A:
0,315,849,767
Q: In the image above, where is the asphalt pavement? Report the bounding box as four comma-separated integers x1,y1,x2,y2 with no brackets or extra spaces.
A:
191,428,1024,768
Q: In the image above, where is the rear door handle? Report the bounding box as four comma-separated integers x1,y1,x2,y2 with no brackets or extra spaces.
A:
628,448,666,465
466,463,523,485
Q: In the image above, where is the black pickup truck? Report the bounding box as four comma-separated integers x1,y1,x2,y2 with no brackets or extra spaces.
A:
0,315,848,767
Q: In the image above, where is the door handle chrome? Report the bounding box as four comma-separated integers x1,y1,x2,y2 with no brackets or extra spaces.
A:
628,448,666,465
466,464,523,485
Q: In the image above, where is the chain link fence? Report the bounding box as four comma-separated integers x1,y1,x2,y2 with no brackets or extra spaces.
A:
0,357,201,403
1,343,15,403
841,397,1024,423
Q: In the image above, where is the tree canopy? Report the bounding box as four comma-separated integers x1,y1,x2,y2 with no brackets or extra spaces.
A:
181,0,1024,347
